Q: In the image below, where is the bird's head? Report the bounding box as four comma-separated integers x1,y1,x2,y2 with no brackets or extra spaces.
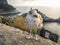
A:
27,8,41,19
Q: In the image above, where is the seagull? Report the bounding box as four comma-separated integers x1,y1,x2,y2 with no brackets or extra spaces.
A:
25,8,43,40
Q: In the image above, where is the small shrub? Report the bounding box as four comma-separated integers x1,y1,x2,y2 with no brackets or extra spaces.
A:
0,16,13,25
31,29,37,35
2,18,7,24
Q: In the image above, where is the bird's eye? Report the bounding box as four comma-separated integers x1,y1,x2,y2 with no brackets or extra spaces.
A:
33,15,38,18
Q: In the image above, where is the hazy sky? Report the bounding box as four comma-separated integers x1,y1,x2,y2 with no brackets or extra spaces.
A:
7,0,60,18
7,0,60,7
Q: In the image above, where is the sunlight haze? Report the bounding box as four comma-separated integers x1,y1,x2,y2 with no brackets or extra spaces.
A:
8,0,60,7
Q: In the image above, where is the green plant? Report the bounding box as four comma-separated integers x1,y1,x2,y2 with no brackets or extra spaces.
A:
31,29,37,35
2,18,7,24
1,17,13,25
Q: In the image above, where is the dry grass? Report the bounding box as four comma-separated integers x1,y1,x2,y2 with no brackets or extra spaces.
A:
13,16,29,31
0,16,29,31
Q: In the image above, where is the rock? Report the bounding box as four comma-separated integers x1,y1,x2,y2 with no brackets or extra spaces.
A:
0,23,59,45
0,35,6,45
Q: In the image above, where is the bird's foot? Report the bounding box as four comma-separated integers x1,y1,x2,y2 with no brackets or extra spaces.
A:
33,35,40,40
25,34,40,40
25,34,33,39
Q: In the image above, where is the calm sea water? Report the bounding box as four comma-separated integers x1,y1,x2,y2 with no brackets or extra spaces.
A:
44,22,60,43
44,22,60,36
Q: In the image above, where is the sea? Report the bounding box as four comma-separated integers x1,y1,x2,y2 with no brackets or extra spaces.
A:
15,6,60,42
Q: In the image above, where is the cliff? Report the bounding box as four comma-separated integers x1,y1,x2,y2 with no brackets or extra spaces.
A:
0,0,15,11
0,0,20,16
0,0,7,4
0,23,59,45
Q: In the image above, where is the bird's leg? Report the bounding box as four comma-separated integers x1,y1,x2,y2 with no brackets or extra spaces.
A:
34,30,40,40
26,29,33,39
35,34,39,40
29,29,33,38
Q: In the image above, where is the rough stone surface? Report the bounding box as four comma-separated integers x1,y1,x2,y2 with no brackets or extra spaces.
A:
0,35,5,45
0,23,59,45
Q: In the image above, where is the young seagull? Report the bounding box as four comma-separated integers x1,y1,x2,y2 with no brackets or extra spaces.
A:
25,8,43,40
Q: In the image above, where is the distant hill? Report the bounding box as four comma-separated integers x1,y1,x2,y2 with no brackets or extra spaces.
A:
0,4,16,12
0,0,15,12
0,0,20,16
35,9,56,22
0,0,7,4
55,17,60,22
